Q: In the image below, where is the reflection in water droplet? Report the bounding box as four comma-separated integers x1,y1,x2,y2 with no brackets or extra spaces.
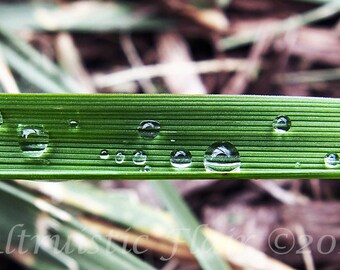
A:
324,153,339,168
115,152,125,164
18,125,49,157
133,150,147,165
144,165,151,172
138,120,160,139
170,139,176,143
170,149,192,168
100,150,109,160
204,142,240,173
69,120,79,129
273,115,291,133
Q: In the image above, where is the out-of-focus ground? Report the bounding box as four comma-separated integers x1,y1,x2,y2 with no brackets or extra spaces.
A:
0,0,340,269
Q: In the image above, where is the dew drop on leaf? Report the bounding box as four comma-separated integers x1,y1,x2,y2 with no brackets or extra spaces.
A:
69,120,79,129
138,120,160,139
115,151,125,164
100,150,109,160
170,149,192,168
204,142,240,173
273,115,291,133
18,125,49,157
133,150,147,165
324,153,339,168
143,165,151,172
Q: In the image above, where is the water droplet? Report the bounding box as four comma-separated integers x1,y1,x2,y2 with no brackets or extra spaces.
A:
324,153,339,168
295,162,301,168
18,125,49,157
204,142,240,173
0,112,3,126
133,150,147,165
273,115,291,133
143,165,151,172
138,120,160,139
115,152,125,164
69,120,79,129
170,149,192,168
170,139,176,143
100,150,109,160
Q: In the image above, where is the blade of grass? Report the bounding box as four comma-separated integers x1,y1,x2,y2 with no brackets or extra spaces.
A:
0,26,82,93
276,68,340,85
219,1,340,50
0,181,156,270
0,2,173,32
0,44,20,93
18,180,294,270
1,94,340,179
151,180,231,270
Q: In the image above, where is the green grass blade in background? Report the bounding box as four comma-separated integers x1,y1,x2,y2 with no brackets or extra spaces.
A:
1,94,340,179
219,1,340,50
0,2,173,32
0,181,156,270
0,26,82,93
151,180,231,270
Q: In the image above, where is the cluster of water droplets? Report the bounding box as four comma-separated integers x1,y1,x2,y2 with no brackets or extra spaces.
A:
11,116,340,172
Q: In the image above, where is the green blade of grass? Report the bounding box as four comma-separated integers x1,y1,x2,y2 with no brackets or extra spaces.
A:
1,94,340,179
219,1,340,50
0,2,173,32
18,180,294,270
151,180,231,270
276,68,340,85
0,181,156,270
0,26,82,93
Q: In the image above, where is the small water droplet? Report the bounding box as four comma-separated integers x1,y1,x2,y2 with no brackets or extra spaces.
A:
204,142,240,173
295,162,301,168
138,120,160,139
170,149,192,168
170,139,176,143
115,152,125,164
100,150,109,160
0,112,3,126
18,125,49,157
324,153,339,168
143,165,151,172
133,150,147,165
69,120,79,129
273,115,291,133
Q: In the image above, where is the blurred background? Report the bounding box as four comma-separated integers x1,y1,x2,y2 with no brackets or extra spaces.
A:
0,0,339,270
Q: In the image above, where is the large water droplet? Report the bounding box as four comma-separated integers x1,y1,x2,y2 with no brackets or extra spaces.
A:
170,149,192,168
138,120,160,139
18,125,49,157
115,152,125,164
69,120,79,129
133,150,147,165
204,142,240,173
100,150,109,160
324,153,339,168
273,115,291,133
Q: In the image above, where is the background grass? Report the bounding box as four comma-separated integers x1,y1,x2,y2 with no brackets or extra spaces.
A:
0,0,339,270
